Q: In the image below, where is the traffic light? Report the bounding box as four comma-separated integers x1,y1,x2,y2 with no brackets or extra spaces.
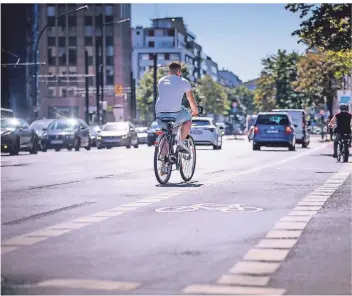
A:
115,84,123,96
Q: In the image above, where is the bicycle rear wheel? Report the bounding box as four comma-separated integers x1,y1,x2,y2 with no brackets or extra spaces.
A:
343,141,349,162
154,134,172,184
180,135,196,182
337,142,342,162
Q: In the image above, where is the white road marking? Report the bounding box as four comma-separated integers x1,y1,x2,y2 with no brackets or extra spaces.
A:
280,215,312,222
35,279,140,291
183,284,285,295
1,246,19,255
256,239,297,249
91,211,124,217
28,229,73,237
287,210,318,216
2,236,49,246
273,221,308,230
73,217,110,223
48,222,92,230
217,274,270,286
266,230,302,238
298,201,325,206
293,206,322,211
243,248,290,262
230,262,280,275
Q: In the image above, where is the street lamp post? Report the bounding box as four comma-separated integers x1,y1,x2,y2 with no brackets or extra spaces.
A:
33,5,88,119
99,18,130,123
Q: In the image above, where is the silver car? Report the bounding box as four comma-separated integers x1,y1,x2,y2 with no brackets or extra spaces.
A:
190,117,223,150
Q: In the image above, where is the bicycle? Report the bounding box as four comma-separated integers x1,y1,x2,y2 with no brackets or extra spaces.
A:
336,133,351,163
153,106,203,184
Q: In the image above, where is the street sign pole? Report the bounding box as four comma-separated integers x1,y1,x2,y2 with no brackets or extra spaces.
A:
85,50,89,124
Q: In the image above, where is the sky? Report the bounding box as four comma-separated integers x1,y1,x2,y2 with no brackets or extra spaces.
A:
131,3,307,82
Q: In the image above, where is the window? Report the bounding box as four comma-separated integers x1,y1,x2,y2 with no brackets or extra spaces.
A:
105,16,113,23
149,53,155,60
84,16,93,26
148,30,154,36
58,4,66,15
48,88,55,97
167,29,174,36
148,41,154,48
48,37,56,46
106,36,113,46
59,47,66,66
106,75,114,85
95,4,103,15
68,16,76,27
88,57,93,66
88,77,94,86
141,54,149,60
85,37,93,46
69,37,76,46
48,49,55,66
165,53,170,60
158,54,165,60
105,5,113,16
47,17,55,27
106,46,114,56
95,27,102,36
95,15,103,26
85,26,93,36
106,56,114,65
58,16,66,27
47,5,55,16
68,49,76,65
256,114,289,125
68,89,75,97
62,88,67,97
105,26,113,36
136,31,140,35
106,66,114,76
58,37,66,47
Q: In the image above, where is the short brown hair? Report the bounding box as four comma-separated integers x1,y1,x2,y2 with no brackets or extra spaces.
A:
169,61,182,72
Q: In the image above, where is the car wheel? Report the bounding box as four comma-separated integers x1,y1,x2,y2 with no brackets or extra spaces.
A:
85,137,91,151
42,145,48,152
217,144,222,150
67,147,73,151
289,143,296,151
55,147,61,152
134,142,139,148
74,138,80,151
253,143,260,151
302,141,308,148
10,138,20,156
30,137,38,154
126,138,131,149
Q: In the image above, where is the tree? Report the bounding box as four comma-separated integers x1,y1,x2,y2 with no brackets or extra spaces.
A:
293,50,352,114
286,4,351,51
254,50,304,111
195,75,229,116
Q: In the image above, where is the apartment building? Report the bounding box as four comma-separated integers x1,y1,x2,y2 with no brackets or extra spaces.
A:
37,4,132,121
132,17,205,85
218,69,242,88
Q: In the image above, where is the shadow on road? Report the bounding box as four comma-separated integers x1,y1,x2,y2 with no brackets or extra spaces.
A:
156,181,204,188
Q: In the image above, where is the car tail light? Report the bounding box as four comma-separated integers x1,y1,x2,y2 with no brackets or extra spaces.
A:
285,126,292,134
155,130,164,136
254,126,259,134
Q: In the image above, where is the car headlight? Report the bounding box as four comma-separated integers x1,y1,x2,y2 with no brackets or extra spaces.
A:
122,135,128,139
1,131,12,137
97,136,102,140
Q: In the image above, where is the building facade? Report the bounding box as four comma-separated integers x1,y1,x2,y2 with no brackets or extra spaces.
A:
204,56,219,82
37,4,132,122
132,17,205,85
218,69,242,88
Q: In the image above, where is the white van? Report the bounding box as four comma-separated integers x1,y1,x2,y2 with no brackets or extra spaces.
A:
272,109,311,148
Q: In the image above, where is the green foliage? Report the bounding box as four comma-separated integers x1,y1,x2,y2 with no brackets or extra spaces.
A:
227,86,256,115
254,50,304,111
194,75,229,115
286,4,351,51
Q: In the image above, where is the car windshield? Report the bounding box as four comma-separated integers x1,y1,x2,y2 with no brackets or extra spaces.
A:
192,120,211,126
136,127,148,133
48,120,79,130
30,121,52,130
103,123,129,131
1,118,21,129
256,115,289,125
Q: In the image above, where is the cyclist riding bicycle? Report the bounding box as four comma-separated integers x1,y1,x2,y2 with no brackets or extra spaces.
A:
328,103,352,158
155,61,198,154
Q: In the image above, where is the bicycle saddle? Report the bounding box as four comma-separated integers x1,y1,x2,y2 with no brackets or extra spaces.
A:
158,117,176,122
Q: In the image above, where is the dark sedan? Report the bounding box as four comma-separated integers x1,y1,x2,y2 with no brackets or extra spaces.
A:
1,118,38,155
29,119,54,151
147,121,160,146
41,118,91,152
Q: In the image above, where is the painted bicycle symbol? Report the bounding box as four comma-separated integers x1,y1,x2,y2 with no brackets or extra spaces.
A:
155,203,263,213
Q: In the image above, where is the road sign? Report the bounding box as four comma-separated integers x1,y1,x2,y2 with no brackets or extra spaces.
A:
115,84,123,96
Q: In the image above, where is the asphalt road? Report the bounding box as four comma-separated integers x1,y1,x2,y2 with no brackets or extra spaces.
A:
1,136,351,295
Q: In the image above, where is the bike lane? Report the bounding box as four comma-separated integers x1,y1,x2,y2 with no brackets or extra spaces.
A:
2,143,345,294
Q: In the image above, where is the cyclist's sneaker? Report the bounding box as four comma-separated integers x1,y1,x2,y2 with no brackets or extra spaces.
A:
177,140,190,154
333,154,337,158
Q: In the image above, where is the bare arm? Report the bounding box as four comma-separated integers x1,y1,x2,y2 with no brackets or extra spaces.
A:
328,116,336,127
186,90,198,116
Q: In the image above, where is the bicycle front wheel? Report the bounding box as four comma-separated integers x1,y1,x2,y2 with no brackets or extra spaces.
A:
343,141,349,163
180,135,196,182
154,134,172,184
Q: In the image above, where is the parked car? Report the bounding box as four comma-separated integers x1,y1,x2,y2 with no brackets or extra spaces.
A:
252,112,296,151
29,119,54,151
216,122,225,135
97,121,139,149
1,118,39,155
190,117,223,150
147,121,160,146
136,126,148,144
272,109,311,148
89,124,101,147
41,118,91,152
